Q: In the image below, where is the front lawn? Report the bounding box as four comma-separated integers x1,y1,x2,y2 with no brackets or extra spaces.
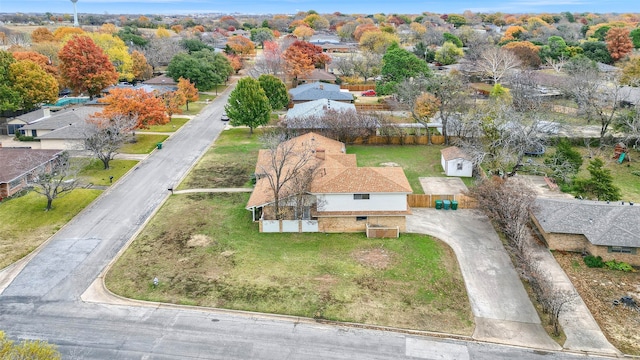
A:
177,128,263,190
106,192,473,334
0,189,101,269
78,159,139,186
144,117,189,133
119,134,169,154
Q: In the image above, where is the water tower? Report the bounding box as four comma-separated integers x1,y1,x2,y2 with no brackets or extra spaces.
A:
71,0,79,27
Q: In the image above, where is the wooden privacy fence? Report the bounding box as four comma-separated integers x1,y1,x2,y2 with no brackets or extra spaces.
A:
351,135,445,145
355,104,391,111
341,84,376,91
408,194,478,209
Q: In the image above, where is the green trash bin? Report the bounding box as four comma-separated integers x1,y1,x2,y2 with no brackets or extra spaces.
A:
451,200,458,210
443,200,451,210
156,142,163,150
435,200,443,209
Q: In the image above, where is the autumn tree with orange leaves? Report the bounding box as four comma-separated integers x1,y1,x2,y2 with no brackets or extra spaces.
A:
12,51,58,78
31,27,56,43
177,77,199,111
285,40,331,69
162,91,186,118
226,35,255,56
606,27,633,62
97,88,168,129
282,43,314,83
131,50,153,81
58,36,118,99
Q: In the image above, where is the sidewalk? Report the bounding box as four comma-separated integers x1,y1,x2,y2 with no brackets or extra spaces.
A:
529,241,620,354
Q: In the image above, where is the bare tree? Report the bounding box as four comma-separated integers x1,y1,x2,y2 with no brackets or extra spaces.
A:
468,176,536,253
476,46,521,84
507,70,548,113
141,37,186,73
84,115,137,170
29,152,82,211
284,109,379,143
427,73,469,144
563,60,630,141
332,54,356,77
352,51,382,83
257,131,319,220
614,104,640,147
545,55,567,73
456,101,546,177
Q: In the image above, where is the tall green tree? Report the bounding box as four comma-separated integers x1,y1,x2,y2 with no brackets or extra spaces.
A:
225,77,271,134
0,50,21,112
167,49,232,91
258,74,289,110
377,43,431,95
544,138,583,185
573,158,621,201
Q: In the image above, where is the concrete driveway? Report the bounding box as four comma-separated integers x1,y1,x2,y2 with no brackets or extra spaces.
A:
407,208,561,350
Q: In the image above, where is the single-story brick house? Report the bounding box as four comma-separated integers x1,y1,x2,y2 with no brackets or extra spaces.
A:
440,146,473,177
531,198,640,266
0,148,63,199
246,132,412,236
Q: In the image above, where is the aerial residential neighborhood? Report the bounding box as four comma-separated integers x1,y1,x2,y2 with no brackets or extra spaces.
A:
0,2,639,359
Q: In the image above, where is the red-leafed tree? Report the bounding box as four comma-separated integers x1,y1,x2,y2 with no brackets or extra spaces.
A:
97,88,168,129
606,27,633,61
284,40,331,69
282,43,315,82
177,77,199,111
58,36,118,99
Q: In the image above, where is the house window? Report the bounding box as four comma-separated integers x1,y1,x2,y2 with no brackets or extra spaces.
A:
353,194,370,200
608,246,636,254
456,162,463,170
356,216,367,221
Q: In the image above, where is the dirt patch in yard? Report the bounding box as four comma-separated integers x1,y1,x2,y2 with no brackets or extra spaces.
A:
352,247,394,270
554,252,640,355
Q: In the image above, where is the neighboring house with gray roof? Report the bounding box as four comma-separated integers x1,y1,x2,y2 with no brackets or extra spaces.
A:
531,198,640,266
6,108,54,136
19,106,102,150
285,99,356,127
289,82,353,104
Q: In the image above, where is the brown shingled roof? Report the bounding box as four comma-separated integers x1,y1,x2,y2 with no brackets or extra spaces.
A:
246,132,412,209
0,148,63,183
440,146,472,161
311,167,412,194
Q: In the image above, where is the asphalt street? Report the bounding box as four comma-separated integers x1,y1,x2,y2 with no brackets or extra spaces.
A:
0,80,619,359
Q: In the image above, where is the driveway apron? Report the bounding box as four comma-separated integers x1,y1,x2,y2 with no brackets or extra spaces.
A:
406,208,561,350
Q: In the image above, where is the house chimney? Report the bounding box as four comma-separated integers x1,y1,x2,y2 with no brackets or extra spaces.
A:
43,108,51,118
316,148,325,160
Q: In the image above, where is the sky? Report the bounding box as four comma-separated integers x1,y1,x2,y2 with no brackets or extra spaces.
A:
0,0,638,16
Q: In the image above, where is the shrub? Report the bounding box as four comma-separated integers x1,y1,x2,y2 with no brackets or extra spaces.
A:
583,255,604,268
604,259,634,272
